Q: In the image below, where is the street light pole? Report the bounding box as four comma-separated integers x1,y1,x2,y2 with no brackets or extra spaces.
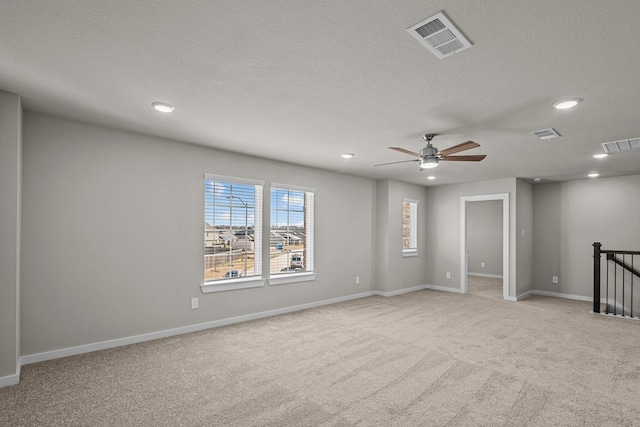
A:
226,195,249,273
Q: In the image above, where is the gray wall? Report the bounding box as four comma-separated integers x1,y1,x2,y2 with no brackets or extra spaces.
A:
0,91,21,382
467,200,502,276
7,104,640,384
515,178,533,296
425,178,517,296
532,175,640,297
20,112,377,356
375,180,428,293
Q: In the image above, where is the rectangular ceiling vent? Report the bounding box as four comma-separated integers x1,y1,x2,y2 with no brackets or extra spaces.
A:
601,137,640,153
407,11,472,59
531,128,561,140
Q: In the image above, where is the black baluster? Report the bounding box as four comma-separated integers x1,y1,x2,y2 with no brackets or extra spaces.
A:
606,253,610,314
632,255,635,319
622,254,626,317
593,242,601,314
614,258,618,316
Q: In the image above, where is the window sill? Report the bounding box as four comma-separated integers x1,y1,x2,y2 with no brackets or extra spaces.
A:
268,272,317,286
200,277,266,293
402,250,419,258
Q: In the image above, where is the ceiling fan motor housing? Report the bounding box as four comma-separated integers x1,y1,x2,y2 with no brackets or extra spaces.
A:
421,145,438,157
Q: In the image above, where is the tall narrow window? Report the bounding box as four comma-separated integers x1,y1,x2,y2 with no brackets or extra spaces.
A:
270,185,314,276
204,175,263,286
402,199,418,256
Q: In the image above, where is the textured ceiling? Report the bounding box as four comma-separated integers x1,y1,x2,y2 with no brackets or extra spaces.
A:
2,0,640,186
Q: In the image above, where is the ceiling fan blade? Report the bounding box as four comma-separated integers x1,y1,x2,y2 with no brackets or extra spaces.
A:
389,147,421,157
437,141,480,157
440,154,487,162
374,159,420,167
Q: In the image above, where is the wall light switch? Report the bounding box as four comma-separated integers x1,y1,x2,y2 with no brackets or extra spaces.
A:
191,297,199,309
552,276,559,284
481,262,485,268
446,272,451,279
356,276,360,285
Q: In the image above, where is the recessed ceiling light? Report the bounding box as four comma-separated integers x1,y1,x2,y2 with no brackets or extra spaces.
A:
552,98,581,110
588,173,600,178
427,176,436,180
152,102,175,113
533,178,542,182
340,153,354,159
592,153,608,159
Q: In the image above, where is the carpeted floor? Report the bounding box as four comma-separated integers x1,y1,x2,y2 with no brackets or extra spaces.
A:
467,274,503,299
2,281,640,426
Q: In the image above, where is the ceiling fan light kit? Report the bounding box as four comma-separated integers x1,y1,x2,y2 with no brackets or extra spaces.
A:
420,157,438,169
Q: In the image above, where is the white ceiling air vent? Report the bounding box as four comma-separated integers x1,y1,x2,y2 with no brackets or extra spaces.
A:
407,11,472,59
531,128,561,140
601,137,640,153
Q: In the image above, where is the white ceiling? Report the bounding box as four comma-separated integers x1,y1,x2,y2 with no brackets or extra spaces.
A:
3,1,640,186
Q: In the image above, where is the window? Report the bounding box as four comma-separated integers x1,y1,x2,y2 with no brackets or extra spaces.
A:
402,199,418,256
203,174,264,291
269,184,315,283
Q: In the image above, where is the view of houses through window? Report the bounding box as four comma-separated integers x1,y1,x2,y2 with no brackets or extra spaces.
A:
270,187,308,275
204,176,262,281
204,177,314,284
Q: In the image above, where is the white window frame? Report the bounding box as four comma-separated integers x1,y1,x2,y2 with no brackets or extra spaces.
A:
201,174,266,293
268,183,316,286
402,198,419,257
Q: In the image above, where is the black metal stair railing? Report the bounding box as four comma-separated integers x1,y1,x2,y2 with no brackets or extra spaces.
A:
593,242,640,318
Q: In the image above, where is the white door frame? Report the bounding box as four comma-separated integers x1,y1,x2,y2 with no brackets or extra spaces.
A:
460,193,510,299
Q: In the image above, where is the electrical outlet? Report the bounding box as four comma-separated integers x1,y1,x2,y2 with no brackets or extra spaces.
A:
191,297,199,309
355,276,360,285
552,276,559,284
481,262,485,268
446,272,451,279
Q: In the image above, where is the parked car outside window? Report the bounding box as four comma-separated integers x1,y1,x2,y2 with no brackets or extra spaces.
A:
290,254,303,268
223,269,245,278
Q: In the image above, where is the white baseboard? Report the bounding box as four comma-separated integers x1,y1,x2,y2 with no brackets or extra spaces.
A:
468,273,503,279
19,285,433,368
374,285,427,297
20,291,375,367
0,368,20,388
11,285,601,387
509,290,533,301
531,290,592,302
512,290,593,302
424,284,465,294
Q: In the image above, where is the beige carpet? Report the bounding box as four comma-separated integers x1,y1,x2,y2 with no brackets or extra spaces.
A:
468,275,503,299
2,284,640,426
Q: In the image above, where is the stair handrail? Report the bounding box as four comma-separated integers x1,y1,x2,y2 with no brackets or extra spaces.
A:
593,242,640,314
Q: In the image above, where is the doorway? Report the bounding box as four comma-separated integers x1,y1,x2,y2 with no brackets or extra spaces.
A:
460,193,509,299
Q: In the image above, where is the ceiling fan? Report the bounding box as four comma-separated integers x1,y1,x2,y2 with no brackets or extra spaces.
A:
375,133,486,170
